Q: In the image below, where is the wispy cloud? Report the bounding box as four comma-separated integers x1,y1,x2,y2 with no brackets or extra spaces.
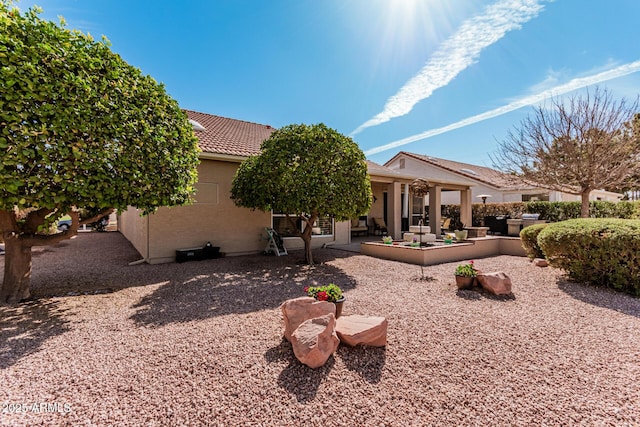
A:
364,60,640,156
351,0,547,136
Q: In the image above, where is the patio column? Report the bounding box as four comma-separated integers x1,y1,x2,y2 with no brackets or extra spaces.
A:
388,181,402,239
428,186,442,236
460,188,472,228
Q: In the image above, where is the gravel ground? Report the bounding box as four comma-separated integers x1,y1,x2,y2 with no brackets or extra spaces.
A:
1,232,640,426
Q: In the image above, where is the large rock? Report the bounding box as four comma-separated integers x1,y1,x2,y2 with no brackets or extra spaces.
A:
533,258,548,267
291,314,339,368
335,315,387,347
281,297,336,342
477,271,513,295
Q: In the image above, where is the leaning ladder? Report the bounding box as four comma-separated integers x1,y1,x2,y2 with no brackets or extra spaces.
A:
264,227,288,256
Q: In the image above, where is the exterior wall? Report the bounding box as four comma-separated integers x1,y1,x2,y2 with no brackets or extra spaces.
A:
369,183,388,221
120,158,349,264
118,207,149,260
143,159,270,263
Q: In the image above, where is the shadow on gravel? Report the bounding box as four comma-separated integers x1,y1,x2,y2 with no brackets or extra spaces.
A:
265,338,335,403
456,288,516,301
558,279,640,318
130,250,358,327
337,345,386,384
0,300,71,369
265,338,385,402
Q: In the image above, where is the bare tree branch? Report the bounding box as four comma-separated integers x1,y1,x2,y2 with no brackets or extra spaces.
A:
492,87,640,217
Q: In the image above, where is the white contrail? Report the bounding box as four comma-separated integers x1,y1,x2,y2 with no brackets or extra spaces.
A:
351,0,547,136
364,60,640,156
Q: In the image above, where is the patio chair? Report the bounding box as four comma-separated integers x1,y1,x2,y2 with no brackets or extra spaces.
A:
372,217,388,236
441,218,451,233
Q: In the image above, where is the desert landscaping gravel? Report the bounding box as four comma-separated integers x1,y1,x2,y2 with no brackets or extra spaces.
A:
1,232,639,426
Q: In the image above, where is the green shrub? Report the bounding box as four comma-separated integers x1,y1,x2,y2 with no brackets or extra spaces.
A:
520,223,549,259
537,219,640,296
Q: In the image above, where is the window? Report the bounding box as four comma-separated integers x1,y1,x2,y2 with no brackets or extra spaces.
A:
399,158,405,169
272,213,333,237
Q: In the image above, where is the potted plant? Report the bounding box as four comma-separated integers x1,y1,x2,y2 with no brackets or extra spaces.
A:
454,260,477,289
382,236,393,244
451,218,467,241
411,236,420,247
305,283,346,317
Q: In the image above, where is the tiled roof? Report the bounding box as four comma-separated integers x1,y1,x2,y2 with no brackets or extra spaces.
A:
395,152,532,190
185,110,275,157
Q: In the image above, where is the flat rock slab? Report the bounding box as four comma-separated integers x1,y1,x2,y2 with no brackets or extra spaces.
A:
281,297,336,342
477,271,513,295
335,315,387,347
291,313,339,369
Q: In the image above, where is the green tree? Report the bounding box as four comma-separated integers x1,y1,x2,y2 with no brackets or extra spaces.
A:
0,3,200,303
492,87,640,218
231,123,371,264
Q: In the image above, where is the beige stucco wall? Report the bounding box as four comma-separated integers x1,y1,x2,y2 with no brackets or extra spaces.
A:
118,208,149,260
119,158,348,264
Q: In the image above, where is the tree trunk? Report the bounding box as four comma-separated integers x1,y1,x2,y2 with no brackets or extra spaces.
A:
302,231,313,265
301,212,318,265
0,236,32,304
580,189,591,218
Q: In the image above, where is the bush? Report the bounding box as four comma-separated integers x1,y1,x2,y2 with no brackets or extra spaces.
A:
526,200,640,221
537,219,640,296
520,223,548,259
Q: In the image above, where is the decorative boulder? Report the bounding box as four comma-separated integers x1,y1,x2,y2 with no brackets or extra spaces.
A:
335,315,387,347
280,297,336,342
291,314,339,368
477,271,513,295
533,258,548,267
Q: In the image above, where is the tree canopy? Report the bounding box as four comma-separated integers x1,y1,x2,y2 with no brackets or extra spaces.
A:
0,2,200,303
231,123,371,264
492,87,640,218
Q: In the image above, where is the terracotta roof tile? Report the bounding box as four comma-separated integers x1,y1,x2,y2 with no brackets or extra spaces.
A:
185,110,275,157
398,152,532,190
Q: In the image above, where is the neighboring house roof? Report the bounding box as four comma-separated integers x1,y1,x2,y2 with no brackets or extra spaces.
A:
185,110,275,158
388,151,531,191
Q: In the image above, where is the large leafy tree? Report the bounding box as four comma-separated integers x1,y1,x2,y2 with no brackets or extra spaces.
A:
493,87,640,218
0,3,200,303
231,123,371,265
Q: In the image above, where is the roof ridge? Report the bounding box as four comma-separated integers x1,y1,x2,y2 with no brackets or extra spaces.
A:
182,109,274,129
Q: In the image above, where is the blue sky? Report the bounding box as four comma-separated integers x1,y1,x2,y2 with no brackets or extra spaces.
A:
17,0,640,166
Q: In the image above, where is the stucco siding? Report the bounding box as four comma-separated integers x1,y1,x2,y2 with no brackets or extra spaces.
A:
142,159,272,263
118,207,149,260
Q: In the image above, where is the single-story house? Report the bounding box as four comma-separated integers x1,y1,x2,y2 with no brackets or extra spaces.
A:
118,111,473,263
385,152,623,205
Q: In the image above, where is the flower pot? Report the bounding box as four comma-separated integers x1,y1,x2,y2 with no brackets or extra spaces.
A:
333,297,346,318
454,230,468,241
455,275,475,290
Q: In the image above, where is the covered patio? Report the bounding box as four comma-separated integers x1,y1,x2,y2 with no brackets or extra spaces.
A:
357,162,474,242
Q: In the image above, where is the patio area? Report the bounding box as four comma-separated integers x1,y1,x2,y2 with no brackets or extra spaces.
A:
335,234,526,266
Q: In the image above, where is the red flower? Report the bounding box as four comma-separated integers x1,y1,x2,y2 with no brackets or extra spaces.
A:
317,291,328,301
304,287,309,293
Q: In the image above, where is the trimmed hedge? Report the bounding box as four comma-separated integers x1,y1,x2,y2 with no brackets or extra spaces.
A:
525,201,640,222
440,200,640,227
520,223,548,259
537,218,640,296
